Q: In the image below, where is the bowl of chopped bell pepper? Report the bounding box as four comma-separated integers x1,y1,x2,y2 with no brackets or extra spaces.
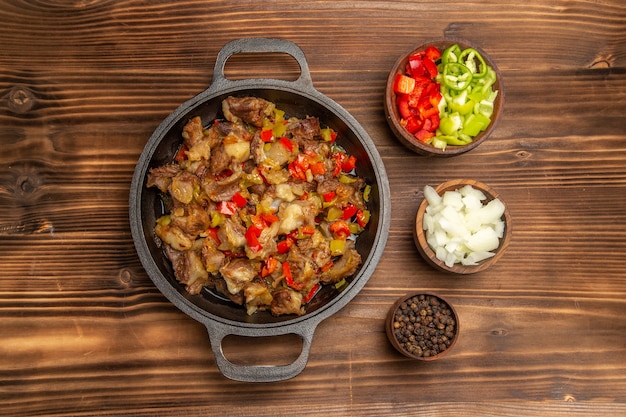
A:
384,38,504,156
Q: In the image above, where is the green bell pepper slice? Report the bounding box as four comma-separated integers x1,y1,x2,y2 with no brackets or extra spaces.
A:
442,62,473,91
459,48,488,79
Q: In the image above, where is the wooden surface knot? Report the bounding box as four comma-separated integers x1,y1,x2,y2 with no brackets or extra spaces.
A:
7,85,35,114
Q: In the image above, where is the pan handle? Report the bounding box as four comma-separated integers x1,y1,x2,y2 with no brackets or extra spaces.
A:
210,38,314,90
205,320,318,382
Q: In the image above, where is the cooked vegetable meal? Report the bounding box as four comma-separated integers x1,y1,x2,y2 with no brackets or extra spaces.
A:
422,184,505,267
147,96,371,316
393,44,499,150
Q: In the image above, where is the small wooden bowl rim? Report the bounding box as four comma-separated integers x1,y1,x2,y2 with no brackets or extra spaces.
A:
384,37,504,157
385,292,460,361
414,179,512,274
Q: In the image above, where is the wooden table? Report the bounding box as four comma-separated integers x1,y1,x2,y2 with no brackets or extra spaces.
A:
2,1,625,415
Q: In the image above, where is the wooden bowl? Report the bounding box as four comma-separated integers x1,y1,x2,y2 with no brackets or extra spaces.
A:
384,38,504,156
414,179,511,274
386,292,459,360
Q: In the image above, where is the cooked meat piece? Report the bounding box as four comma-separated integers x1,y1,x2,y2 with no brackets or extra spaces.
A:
203,178,240,202
165,247,209,295
222,96,275,127
287,116,321,141
243,282,273,315
202,161,243,202
219,258,258,294
214,120,250,141
155,222,194,252
147,163,180,193
170,203,210,237
319,243,361,284
247,182,267,198
182,116,204,148
201,237,226,274
209,144,232,176
169,171,198,205
218,218,247,252
295,230,332,269
249,131,266,164
271,288,304,316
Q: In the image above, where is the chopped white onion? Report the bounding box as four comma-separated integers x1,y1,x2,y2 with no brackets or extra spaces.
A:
422,185,505,267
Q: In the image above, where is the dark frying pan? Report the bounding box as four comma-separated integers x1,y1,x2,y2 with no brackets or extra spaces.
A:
129,38,391,382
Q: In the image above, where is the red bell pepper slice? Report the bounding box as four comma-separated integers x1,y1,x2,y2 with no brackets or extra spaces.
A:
279,136,293,152
393,73,416,95
261,256,279,277
422,57,438,79
396,96,412,119
205,227,221,245
231,192,247,208
277,231,297,254
217,201,238,216
341,155,357,172
404,117,423,134
309,161,326,175
407,53,426,77
302,283,321,303
356,209,370,228
429,113,441,131
260,212,278,224
283,261,303,290
260,129,273,143
245,225,263,253
323,191,336,202
342,204,358,220
288,154,309,181
425,45,442,61
414,129,435,143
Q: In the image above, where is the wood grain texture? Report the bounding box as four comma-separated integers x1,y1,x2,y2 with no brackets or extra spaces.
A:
1,0,626,415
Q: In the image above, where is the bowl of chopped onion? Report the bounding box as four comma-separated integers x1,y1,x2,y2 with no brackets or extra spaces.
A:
384,38,504,156
414,179,511,274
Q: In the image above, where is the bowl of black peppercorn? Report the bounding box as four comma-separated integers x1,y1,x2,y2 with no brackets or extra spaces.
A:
385,292,459,360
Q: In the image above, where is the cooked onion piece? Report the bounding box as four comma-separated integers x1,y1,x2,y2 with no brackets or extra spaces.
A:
422,184,505,267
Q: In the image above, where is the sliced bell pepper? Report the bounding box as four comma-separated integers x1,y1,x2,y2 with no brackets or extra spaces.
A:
217,201,238,216
302,283,321,303
329,238,346,256
393,73,416,95
261,256,279,277
356,209,370,228
425,45,442,61
260,129,274,143
323,191,336,202
459,47,487,78
341,155,357,172
341,204,358,220
231,191,247,208
443,62,473,91
283,261,303,290
279,136,293,152
245,225,263,252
